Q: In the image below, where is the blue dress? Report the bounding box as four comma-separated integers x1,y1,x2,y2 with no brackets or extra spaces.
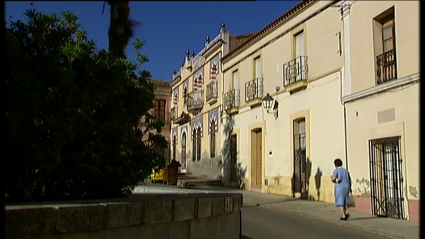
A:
332,167,351,206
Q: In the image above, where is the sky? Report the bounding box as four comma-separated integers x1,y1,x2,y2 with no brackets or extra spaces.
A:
5,1,299,82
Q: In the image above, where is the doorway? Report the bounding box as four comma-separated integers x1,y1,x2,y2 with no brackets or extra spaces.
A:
230,134,237,182
181,132,187,171
251,129,262,188
293,118,307,197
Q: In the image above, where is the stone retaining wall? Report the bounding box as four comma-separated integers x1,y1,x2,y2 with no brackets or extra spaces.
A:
5,193,242,239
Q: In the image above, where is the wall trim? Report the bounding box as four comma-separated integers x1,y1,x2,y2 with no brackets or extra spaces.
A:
342,73,419,103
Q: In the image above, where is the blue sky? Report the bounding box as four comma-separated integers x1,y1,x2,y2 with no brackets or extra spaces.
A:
6,1,299,82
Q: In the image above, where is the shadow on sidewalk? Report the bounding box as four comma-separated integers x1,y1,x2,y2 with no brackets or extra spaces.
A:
348,216,381,221
241,235,255,239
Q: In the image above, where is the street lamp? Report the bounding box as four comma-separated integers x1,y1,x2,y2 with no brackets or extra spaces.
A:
262,93,279,118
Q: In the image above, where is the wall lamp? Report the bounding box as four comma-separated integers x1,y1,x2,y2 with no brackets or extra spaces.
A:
262,86,280,119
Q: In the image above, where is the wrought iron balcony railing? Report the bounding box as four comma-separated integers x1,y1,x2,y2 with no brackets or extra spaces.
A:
224,89,240,111
283,56,308,86
187,90,204,114
376,49,397,85
150,110,171,125
206,81,218,103
170,106,178,121
245,78,263,102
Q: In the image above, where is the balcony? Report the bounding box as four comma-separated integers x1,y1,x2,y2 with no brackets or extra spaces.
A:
206,81,218,104
283,56,308,93
174,111,190,125
151,110,171,126
245,78,263,106
170,106,178,121
224,89,240,114
376,49,397,85
187,90,204,114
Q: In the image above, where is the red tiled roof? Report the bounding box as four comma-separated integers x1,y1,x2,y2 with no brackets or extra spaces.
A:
148,78,171,88
228,32,258,53
221,0,315,62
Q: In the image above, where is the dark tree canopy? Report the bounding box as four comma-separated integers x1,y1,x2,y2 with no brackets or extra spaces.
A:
5,9,167,203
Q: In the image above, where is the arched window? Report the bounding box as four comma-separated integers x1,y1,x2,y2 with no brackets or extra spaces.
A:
210,120,216,158
192,128,197,162
181,132,187,169
172,134,177,161
183,86,187,105
196,127,202,161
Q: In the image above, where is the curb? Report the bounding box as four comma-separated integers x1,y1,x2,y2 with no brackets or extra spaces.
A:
243,202,406,239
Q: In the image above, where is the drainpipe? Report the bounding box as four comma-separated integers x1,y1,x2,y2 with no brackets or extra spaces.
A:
334,0,355,170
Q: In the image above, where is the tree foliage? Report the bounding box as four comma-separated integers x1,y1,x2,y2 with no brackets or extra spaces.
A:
5,9,167,203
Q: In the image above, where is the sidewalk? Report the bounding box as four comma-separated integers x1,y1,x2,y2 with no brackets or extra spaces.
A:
135,184,419,239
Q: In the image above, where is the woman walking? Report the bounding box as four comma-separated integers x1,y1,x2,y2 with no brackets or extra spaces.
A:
331,158,351,220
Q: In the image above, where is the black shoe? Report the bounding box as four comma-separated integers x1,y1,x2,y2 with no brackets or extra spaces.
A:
340,217,347,220
345,213,350,219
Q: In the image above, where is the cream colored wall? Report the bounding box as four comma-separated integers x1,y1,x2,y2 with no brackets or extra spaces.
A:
227,107,264,190
222,1,335,71
223,2,342,105
349,1,419,94
221,2,345,199
345,82,419,215
263,72,345,202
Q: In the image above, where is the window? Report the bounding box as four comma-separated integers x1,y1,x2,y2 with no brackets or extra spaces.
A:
210,120,216,158
294,31,306,80
183,86,187,106
293,118,307,195
197,128,202,161
254,57,262,98
154,99,166,122
369,136,404,219
192,128,197,162
232,70,239,91
172,134,177,161
181,132,187,169
254,57,261,79
192,127,202,161
374,7,397,84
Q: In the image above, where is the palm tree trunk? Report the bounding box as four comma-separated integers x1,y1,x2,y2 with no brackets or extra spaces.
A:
107,1,138,59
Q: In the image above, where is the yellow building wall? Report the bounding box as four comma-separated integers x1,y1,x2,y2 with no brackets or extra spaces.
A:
349,0,419,94
222,2,345,203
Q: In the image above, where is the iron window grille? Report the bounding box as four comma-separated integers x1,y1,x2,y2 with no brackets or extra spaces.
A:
245,78,263,102
187,90,204,113
283,56,308,86
170,106,178,121
206,81,218,102
369,136,405,219
224,89,240,110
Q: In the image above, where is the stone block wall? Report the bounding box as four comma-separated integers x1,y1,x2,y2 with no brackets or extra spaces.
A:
5,193,242,239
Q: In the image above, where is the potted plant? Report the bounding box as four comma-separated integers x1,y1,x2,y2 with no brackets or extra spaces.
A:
163,159,181,185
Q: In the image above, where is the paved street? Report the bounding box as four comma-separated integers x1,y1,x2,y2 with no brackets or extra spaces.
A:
241,204,388,239
135,184,419,239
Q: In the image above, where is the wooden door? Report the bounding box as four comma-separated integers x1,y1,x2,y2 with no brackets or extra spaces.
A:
255,130,262,187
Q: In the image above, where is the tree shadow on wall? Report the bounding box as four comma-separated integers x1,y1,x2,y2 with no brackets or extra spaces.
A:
219,115,247,189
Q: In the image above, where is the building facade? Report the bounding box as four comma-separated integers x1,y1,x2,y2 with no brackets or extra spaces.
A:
339,0,419,221
220,0,419,221
148,79,172,162
222,0,345,202
169,25,254,180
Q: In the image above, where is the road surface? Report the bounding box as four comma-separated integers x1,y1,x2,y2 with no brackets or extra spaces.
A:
241,205,390,239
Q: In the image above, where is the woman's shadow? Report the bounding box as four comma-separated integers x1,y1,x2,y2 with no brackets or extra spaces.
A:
314,167,322,201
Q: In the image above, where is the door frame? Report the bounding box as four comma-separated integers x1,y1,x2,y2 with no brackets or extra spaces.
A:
248,121,265,190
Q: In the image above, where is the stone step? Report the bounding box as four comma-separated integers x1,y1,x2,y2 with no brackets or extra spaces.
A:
177,175,222,187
